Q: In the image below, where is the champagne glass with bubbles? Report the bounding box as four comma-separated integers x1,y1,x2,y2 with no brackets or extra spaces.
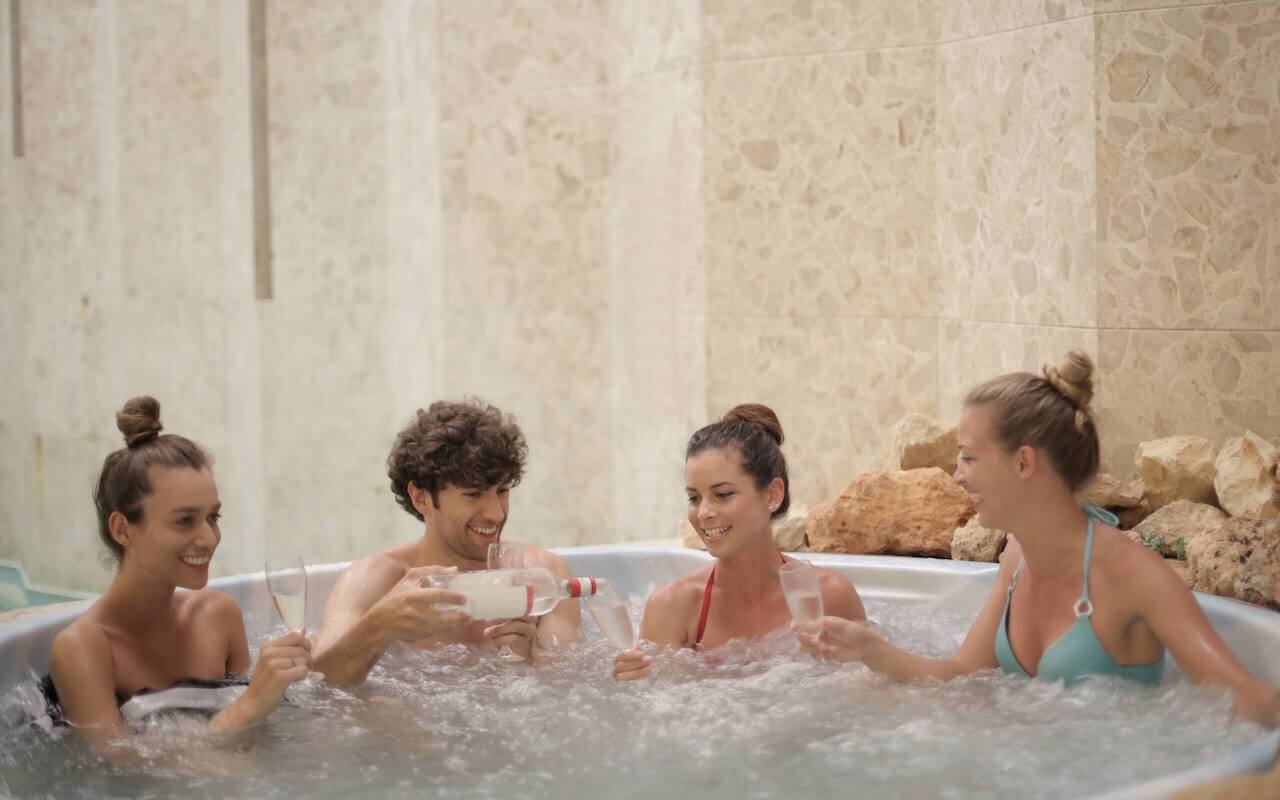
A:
264,555,308,633
584,582,634,650
779,560,823,629
486,541,527,662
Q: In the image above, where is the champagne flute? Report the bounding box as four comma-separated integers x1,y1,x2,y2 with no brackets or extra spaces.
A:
264,555,309,633
486,541,526,662
584,583,634,650
779,560,823,628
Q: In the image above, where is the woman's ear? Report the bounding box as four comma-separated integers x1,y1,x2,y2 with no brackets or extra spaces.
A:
767,477,785,513
1016,445,1039,480
108,511,131,548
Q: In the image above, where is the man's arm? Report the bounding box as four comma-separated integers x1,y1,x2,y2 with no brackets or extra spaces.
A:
312,558,469,688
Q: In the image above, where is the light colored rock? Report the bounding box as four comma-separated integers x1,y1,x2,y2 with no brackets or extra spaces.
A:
891,414,958,474
1187,517,1280,609
1084,473,1144,509
807,469,975,558
951,516,1008,562
1134,435,1217,510
772,504,809,552
679,519,705,551
1214,431,1279,519
1130,500,1227,559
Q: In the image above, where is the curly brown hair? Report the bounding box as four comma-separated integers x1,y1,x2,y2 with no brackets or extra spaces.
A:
387,399,528,520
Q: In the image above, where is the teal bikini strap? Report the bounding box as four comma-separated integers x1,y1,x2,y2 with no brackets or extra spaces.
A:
1082,502,1119,527
1075,515,1097,618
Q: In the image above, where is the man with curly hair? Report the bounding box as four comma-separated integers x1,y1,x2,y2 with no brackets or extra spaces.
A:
313,399,579,687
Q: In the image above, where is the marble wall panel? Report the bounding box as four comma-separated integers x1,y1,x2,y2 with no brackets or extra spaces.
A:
257,299,408,569
267,0,386,122
268,116,390,307
935,320,1099,430
706,316,937,508
439,86,613,315
611,71,702,314
937,17,1098,327
607,0,701,79
703,49,938,319
1095,1,1260,13
1097,2,1280,329
437,0,616,114
941,0,1092,41
441,306,612,548
1097,328,1280,475
701,0,938,60
5,2,108,590
609,311,707,541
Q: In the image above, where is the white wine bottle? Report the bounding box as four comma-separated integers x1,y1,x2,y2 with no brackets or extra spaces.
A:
427,567,606,619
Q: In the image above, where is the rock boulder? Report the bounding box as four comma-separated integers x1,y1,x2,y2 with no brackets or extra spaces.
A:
1134,435,1217,509
1214,431,1279,519
891,414,958,474
807,468,975,558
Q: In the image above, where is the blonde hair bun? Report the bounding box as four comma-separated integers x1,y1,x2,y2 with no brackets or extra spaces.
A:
1043,351,1094,432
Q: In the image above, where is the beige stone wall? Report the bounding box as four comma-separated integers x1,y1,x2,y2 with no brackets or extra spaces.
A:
1,1,1277,592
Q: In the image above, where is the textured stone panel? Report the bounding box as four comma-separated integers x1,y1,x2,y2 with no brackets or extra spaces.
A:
611,71,702,314
935,321,1098,429
1097,2,1280,329
267,0,387,121
704,49,937,318
941,0,1091,41
706,315,937,509
937,17,1098,326
438,0,615,112
702,0,938,60
609,311,707,542
270,116,391,307
440,86,613,315
1097,329,1280,477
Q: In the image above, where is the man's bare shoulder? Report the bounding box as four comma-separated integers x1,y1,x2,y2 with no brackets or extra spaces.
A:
336,547,415,593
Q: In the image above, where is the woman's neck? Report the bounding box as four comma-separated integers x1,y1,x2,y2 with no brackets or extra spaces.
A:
713,532,784,598
1005,491,1089,579
97,561,179,627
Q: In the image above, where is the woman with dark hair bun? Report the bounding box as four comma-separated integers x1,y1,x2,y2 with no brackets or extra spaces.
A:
44,397,310,741
613,404,866,681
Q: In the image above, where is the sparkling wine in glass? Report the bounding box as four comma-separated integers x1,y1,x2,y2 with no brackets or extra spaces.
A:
584,583,634,650
779,560,823,626
486,541,527,662
264,555,308,632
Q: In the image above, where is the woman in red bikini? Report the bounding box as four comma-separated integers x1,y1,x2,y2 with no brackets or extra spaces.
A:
612,404,866,680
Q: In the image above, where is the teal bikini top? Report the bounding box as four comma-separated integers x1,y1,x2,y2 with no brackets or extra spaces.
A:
994,505,1165,687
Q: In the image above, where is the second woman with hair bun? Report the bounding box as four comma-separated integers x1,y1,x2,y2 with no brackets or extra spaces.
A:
800,352,1280,725
613,404,866,681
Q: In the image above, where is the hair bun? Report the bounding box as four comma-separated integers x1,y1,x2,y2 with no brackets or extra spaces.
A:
116,396,163,448
722,403,784,446
1042,351,1094,432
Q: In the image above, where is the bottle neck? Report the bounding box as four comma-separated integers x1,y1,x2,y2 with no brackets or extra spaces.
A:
559,577,602,598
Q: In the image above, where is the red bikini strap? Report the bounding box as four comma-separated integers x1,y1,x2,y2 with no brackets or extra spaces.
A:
694,565,716,649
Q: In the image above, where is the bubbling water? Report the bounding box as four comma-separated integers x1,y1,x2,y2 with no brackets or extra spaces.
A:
0,597,1264,799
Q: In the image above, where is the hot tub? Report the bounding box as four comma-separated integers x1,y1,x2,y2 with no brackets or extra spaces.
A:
1,546,1277,799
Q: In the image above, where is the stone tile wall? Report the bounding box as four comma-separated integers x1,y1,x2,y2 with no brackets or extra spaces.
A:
2,0,1276,591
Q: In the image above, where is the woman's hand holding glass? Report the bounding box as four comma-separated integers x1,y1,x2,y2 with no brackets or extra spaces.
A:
796,616,881,664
